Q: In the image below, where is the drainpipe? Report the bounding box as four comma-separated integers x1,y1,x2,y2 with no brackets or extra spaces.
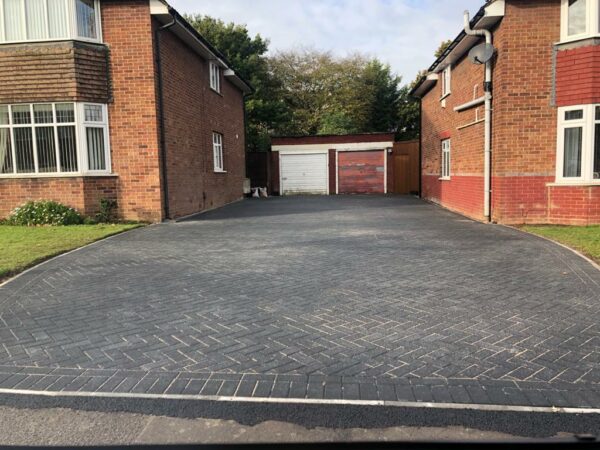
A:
154,12,177,220
464,11,493,221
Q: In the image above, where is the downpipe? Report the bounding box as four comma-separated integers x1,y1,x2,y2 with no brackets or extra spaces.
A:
464,11,493,221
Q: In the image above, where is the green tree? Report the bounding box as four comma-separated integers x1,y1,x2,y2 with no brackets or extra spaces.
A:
435,39,453,58
396,85,420,141
184,15,288,151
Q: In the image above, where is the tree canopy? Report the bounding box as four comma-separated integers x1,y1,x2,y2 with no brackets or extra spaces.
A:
185,15,421,149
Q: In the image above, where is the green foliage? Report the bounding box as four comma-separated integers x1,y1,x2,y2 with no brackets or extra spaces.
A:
6,201,83,226
396,85,420,141
96,198,118,224
435,39,453,58
184,14,288,152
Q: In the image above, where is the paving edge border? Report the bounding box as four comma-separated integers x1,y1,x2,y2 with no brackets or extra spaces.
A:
502,224,600,273
1,388,599,415
0,224,151,289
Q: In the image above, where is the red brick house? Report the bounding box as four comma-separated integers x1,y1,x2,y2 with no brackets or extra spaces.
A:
0,0,251,222
412,0,600,225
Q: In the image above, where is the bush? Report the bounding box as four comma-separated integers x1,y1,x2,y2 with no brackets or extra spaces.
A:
96,198,118,224
6,201,83,226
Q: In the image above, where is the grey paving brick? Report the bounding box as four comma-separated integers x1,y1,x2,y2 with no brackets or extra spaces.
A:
0,196,598,408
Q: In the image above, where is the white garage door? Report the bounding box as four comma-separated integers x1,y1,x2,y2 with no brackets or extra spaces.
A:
280,153,328,195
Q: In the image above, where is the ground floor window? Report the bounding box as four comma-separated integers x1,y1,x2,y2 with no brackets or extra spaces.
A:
213,132,224,172
441,139,451,179
557,104,600,182
0,102,110,176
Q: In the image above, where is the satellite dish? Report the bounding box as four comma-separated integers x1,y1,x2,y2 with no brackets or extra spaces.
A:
468,43,495,65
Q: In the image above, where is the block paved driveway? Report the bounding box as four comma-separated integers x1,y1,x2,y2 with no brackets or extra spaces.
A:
1,196,599,408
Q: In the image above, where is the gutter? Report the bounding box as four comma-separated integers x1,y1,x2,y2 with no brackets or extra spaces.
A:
154,11,177,221
463,11,493,222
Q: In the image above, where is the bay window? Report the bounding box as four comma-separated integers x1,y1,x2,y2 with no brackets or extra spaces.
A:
556,104,600,183
560,0,600,42
0,0,101,44
0,102,110,177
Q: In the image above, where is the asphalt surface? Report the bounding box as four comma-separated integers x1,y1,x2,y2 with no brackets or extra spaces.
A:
0,196,599,409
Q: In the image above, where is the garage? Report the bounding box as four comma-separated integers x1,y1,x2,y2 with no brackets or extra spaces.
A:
270,133,398,196
338,150,385,194
280,153,328,195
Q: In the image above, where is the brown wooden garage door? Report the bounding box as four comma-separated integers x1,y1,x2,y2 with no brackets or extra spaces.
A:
338,150,385,194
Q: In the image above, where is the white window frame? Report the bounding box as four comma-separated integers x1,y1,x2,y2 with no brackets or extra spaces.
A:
213,132,225,172
441,66,451,99
0,0,102,45
560,0,600,43
556,104,600,184
0,102,111,178
209,61,221,93
441,139,451,180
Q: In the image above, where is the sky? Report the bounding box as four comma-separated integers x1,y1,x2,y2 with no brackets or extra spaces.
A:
168,0,484,84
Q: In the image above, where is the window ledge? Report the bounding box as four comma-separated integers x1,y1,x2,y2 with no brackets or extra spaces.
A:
214,170,228,174
439,177,451,181
440,93,451,102
210,88,223,97
547,181,600,187
555,35,600,47
0,173,117,180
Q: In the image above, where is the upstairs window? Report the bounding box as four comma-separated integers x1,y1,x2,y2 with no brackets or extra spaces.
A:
561,0,600,42
209,62,221,93
0,102,110,177
0,0,102,44
441,66,451,98
556,104,600,183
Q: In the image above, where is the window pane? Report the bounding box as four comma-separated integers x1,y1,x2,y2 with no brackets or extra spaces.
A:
596,106,600,121
568,0,587,36
84,104,102,122
86,127,106,170
0,105,9,125
36,127,57,173
76,0,97,39
0,128,13,174
48,0,69,38
25,0,47,40
4,0,26,41
58,126,78,172
56,103,75,123
12,105,31,124
33,104,53,124
594,123,600,180
14,128,35,173
565,109,584,120
563,127,583,178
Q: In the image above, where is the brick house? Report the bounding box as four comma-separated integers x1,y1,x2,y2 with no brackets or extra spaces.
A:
412,0,600,225
0,0,251,222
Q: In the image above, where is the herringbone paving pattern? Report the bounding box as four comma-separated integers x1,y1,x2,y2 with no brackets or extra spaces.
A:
1,196,599,406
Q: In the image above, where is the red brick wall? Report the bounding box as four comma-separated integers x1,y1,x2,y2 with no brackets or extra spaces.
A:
420,40,487,220
556,45,600,107
272,133,395,146
270,152,280,195
549,185,600,224
102,0,163,222
0,177,117,217
157,21,245,218
328,149,336,194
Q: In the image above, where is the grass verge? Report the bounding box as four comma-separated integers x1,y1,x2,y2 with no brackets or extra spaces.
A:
0,224,142,283
522,225,600,264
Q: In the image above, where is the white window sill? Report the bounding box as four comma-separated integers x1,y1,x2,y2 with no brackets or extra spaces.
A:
440,93,451,102
439,177,451,181
210,87,223,96
0,173,117,180
555,34,600,46
214,170,228,174
547,181,600,187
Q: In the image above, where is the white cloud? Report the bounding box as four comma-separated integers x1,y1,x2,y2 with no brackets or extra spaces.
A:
168,0,484,84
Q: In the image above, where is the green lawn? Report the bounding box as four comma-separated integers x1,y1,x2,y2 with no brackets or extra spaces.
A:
523,225,600,264
0,224,141,282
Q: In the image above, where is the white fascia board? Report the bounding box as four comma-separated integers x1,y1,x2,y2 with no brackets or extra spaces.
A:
412,73,439,98
273,142,394,153
149,0,169,15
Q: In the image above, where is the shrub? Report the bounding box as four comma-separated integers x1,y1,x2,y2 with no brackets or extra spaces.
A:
96,198,118,223
7,201,83,226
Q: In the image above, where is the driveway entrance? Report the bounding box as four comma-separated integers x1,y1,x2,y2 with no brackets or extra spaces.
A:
0,196,598,408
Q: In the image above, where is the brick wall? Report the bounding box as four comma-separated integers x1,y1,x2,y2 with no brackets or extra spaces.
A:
157,21,246,219
420,41,487,220
556,44,600,107
0,176,117,217
0,41,111,104
101,0,163,222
